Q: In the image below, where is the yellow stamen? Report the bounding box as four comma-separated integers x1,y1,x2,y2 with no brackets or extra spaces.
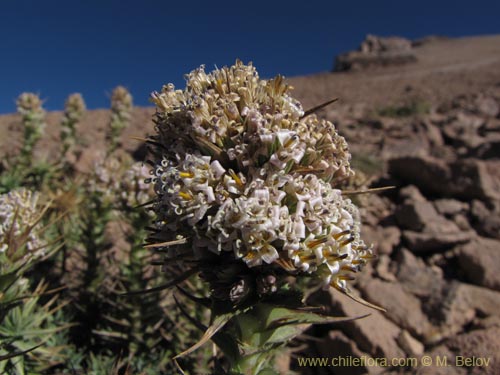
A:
351,259,366,265
333,230,350,240
340,237,355,247
284,135,298,148
300,253,316,262
179,191,193,200
326,253,348,261
307,237,328,249
179,171,194,178
229,169,243,187
338,275,356,281
341,265,358,273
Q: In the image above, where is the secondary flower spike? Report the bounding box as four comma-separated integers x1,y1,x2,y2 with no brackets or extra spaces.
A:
147,60,373,298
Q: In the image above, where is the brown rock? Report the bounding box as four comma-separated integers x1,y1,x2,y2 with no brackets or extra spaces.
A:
420,119,444,148
475,95,500,117
457,237,500,291
388,155,452,196
318,331,383,375
433,199,468,217
452,214,472,231
363,226,401,256
360,34,413,54
415,345,467,375
446,327,500,375
327,289,405,360
397,330,424,356
470,200,500,239
442,112,484,149
438,281,500,337
399,185,427,202
472,133,500,158
335,35,417,72
396,189,475,252
402,228,474,253
449,159,500,202
389,156,500,202
396,248,445,298
395,201,439,231
358,278,432,338
474,315,500,329
374,254,397,282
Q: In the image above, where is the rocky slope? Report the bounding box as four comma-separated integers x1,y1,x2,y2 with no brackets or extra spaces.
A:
1,34,500,374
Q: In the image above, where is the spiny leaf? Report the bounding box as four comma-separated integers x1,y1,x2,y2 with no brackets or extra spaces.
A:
0,343,43,361
342,186,396,196
336,286,386,312
120,266,200,296
143,237,188,249
175,286,211,308
173,312,232,359
301,98,339,119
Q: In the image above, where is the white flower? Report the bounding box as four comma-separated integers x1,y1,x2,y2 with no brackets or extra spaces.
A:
147,60,372,293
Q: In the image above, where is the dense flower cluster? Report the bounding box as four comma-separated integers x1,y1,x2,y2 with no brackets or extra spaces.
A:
0,188,45,260
148,60,372,292
61,93,86,154
89,153,152,208
16,92,45,159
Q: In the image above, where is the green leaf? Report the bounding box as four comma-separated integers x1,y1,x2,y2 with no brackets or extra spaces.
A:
0,271,19,293
236,303,370,349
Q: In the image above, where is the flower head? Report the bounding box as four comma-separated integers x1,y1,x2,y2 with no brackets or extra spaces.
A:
16,92,46,161
0,188,46,262
147,60,372,299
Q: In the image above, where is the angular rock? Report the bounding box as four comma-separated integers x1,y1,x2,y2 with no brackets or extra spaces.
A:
438,281,500,337
334,35,417,72
327,289,405,360
453,213,472,231
363,226,401,255
318,330,383,375
470,200,500,239
396,248,445,298
474,315,500,330
442,112,484,149
457,237,500,291
446,327,500,375
433,199,468,217
475,95,500,117
374,254,397,282
397,330,424,356
415,345,467,375
402,228,474,253
389,156,500,202
449,159,500,202
388,155,452,196
420,119,444,148
395,201,439,231
399,185,427,203
472,133,500,158
357,278,432,338
360,34,413,54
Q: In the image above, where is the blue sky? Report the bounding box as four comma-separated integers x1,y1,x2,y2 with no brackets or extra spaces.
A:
1,0,499,114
